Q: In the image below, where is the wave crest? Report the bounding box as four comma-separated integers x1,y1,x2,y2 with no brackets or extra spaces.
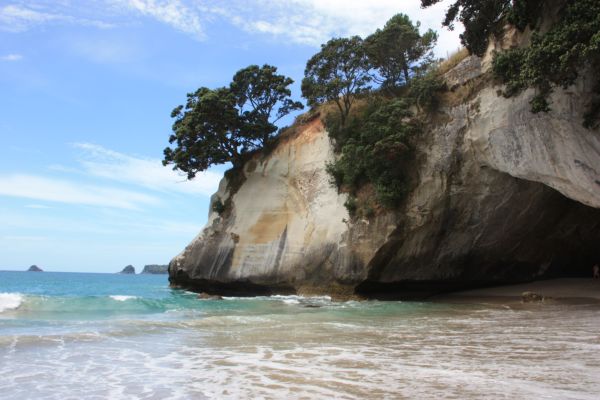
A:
0,292,23,313
109,295,138,302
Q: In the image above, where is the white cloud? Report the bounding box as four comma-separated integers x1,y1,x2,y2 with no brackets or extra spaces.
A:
0,4,113,33
1,53,23,61
210,0,463,56
2,1,462,55
0,4,59,32
0,174,159,210
111,0,204,39
72,143,222,196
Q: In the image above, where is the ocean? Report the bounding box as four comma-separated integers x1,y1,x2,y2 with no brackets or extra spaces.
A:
1,271,599,399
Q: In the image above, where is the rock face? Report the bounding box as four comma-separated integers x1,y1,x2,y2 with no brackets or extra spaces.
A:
119,265,135,274
169,53,600,299
141,265,168,274
27,265,43,272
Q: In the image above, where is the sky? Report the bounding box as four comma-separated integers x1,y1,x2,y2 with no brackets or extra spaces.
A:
0,0,462,273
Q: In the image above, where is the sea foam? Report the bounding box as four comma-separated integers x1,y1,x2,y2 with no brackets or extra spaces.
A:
0,292,23,313
109,295,137,302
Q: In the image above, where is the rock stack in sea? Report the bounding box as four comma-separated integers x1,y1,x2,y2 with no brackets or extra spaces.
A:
141,265,168,274
119,265,135,274
27,265,43,272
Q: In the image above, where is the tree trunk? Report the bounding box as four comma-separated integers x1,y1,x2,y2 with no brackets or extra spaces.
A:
403,64,410,84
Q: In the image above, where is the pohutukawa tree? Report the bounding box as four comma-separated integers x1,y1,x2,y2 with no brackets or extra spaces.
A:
163,87,248,179
364,13,438,88
420,0,543,56
301,36,372,127
163,65,302,179
230,64,304,145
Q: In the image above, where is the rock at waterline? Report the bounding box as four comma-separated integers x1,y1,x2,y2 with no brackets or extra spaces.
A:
522,291,550,303
119,265,136,274
27,265,43,272
197,292,223,300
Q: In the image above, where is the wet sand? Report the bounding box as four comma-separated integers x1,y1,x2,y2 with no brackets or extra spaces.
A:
437,278,600,304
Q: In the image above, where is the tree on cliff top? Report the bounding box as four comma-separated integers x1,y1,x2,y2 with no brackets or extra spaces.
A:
364,13,438,88
231,65,303,145
163,65,301,179
301,36,372,127
420,0,543,56
492,0,600,127
163,87,247,179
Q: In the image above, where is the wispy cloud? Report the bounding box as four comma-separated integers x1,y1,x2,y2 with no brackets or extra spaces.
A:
0,4,60,32
110,0,204,39
1,53,23,61
72,143,221,196
2,1,461,54
209,0,462,55
0,174,159,210
0,4,113,33
0,142,219,212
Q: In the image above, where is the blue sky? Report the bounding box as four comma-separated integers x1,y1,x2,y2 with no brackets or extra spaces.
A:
0,0,461,272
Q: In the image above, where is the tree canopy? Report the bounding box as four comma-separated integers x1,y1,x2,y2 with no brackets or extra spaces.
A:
163,65,302,179
231,65,303,145
364,13,438,88
420,0,543,56
492,0,600,127
301,36,372,126
163,87,246,179
424,0,600,127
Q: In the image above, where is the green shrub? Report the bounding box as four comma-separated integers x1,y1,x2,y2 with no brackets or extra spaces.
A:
211,197,226,215
325,97,418,215
408,72,446,112
344,196,358,217
492,0,600,127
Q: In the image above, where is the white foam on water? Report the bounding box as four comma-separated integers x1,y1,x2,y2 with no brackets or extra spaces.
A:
0,293,23,313
2,298,600,399
109,295,137,302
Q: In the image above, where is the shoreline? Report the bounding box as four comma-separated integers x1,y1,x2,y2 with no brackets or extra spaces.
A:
434,278,600,305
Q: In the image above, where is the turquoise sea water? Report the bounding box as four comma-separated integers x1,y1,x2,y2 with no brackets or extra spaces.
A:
1,271,600,399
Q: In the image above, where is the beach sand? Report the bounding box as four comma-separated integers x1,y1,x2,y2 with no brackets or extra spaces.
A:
436,278,600,304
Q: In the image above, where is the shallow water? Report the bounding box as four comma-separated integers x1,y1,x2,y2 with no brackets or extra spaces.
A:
1,271,599,399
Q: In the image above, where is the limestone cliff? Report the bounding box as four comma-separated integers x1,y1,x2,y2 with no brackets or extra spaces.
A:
169,54,600,299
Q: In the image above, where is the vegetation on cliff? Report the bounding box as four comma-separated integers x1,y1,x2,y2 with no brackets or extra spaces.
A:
301,36,372,128
365,13,438,89
303,14,443,216
422,0,600,128
162,65,303,178
325,98,420,211
162,0,598,219
163,12,442,217
491,0,600,128
420,0,543,56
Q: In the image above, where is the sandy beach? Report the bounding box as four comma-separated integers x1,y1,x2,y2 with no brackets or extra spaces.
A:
437,278,600,304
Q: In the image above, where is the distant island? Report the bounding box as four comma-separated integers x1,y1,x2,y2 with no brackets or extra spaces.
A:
27,265,43,272
141,265,168,274
119,265,135,274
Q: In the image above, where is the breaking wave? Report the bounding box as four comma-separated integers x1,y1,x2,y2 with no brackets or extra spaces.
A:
0,293,23,313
